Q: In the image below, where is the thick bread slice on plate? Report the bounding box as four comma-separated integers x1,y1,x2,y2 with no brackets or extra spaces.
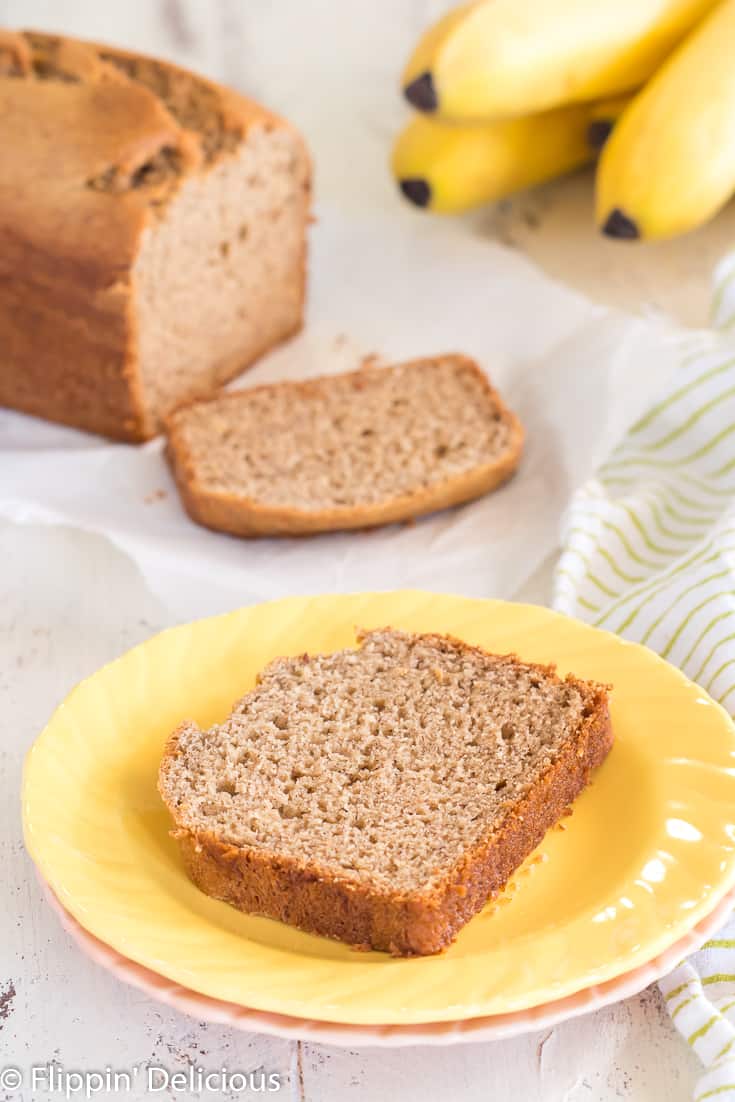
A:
159,628,612,955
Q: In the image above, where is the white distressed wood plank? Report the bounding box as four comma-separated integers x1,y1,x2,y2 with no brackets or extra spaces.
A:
0,523,297,1099
301,990,700,1101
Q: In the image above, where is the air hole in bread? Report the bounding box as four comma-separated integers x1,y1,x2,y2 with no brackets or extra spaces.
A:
87,146,184,195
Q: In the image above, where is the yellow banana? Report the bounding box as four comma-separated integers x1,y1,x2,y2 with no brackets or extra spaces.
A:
597,0,735,241
402,0,717,121
392,97,631,214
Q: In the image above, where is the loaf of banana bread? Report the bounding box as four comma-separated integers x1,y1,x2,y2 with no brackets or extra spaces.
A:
0,30,311,440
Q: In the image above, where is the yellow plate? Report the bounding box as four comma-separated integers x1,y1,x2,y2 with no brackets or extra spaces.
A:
22,592,735,1025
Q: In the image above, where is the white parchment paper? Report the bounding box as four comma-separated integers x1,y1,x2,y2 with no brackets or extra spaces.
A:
0,204,682,621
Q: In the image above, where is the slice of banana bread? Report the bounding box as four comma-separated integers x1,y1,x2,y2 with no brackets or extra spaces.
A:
165,355,524,536
159,628,612,955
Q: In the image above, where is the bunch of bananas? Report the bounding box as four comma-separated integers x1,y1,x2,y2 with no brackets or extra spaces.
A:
391,0,735,241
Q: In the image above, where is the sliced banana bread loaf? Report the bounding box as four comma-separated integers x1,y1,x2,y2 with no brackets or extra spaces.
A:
159,628,612,955
0,30,310,440
165,355,524,536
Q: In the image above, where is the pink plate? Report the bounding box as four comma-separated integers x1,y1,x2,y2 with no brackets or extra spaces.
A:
43,878,735,1048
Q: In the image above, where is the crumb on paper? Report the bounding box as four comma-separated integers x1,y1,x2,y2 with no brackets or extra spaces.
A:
359,353,383,371
144,489,168,505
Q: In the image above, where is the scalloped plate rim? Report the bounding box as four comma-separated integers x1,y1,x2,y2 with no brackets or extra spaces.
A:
41,875,735,1047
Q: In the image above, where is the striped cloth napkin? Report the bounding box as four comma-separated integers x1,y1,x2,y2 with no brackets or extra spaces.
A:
552,254,735,1102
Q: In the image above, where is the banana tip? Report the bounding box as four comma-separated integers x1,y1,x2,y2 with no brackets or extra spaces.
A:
602,208,640,240
403,71,437,112
399,178,432,209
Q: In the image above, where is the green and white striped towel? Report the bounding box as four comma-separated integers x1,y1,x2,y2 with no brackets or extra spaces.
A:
552,255,735,1101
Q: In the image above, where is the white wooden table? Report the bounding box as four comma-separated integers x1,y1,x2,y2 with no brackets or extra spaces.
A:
0,1,714,1096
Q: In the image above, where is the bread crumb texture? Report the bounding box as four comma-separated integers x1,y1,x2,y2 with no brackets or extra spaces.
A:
169,356,519,511
160,629,604,894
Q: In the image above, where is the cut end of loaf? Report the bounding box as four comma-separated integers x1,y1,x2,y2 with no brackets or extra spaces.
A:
134,122,309,433
165,356,523,535
159,628,612,952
